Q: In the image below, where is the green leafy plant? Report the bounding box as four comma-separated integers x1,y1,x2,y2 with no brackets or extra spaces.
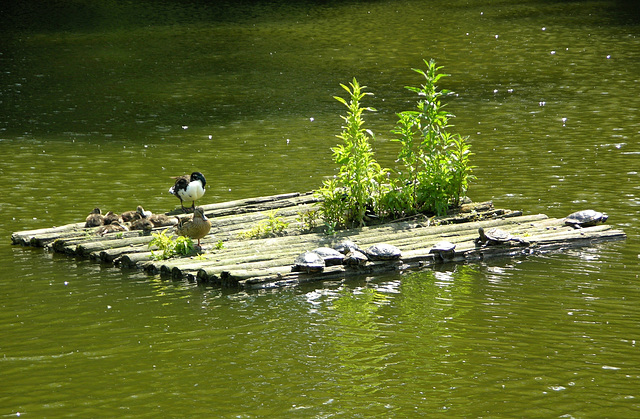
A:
316,78,388,228
389,59,474,216
148,229,195,260
317,60,474,229
296,208,320,231
240,210,290,239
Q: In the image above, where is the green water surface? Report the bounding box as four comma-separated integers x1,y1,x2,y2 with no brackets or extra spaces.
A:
1,0,639,417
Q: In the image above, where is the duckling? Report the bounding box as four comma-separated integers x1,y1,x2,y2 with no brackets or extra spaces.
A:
169,172,206,213
175,206,211,247
103,211,121,225
85,208,104,228
95,221,128,236
148,213,179,227
121,205,152,222
129,218,154,233
121,208,141,222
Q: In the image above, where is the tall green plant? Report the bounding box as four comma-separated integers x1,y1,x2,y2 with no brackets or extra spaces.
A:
389,59,474,216
316,78,387,228
317,60,474,230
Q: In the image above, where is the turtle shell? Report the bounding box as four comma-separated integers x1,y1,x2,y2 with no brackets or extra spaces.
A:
343,250,369,266
484,227,512,242
292,251,325,273
333,240,363,255
431,241,456,252
365,243,402,261
564,210,608,228
430,241,456,260
312,247,345,266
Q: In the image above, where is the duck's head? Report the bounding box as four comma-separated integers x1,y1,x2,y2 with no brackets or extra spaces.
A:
90,208,102,215
194,206,208,221
190,172,206,188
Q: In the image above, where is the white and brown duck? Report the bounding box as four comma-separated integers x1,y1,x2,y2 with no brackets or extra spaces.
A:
169,171,206,213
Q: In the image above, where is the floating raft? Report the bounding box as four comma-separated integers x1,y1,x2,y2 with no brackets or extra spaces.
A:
11,192,626,290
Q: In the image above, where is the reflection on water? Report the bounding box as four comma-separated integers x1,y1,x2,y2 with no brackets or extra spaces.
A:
1,0,639,416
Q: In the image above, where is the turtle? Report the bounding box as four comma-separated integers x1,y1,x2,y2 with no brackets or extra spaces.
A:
475,227,527,247
292,251,325,273
333,240,363,255
365,243,402,261
429,241,456,261
564,210,608,229
312,247,345,266
343,250,369,266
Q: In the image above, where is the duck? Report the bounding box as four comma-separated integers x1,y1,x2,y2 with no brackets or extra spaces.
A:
95,221,128,236
85,208,104,228
121,205,152,222
169,171,206,213
103,211,121,225
175,206,211,247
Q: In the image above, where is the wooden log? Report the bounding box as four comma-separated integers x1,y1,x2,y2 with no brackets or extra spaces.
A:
99,245,150,263
167,191,319,216
11,222,85,246
116,252,154,268
74,236,153,257
238,261,404,290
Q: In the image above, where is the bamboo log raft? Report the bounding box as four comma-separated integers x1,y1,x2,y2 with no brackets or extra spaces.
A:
11,192,626,290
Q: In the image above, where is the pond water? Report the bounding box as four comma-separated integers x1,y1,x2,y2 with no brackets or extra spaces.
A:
1,0,639,416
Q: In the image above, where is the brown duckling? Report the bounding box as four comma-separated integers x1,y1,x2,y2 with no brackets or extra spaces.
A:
95,221,128,236
149,213,179,227
121,205,151,222
175,206,211,247
129,218,154,233
103,211,121,225
85,208,104,228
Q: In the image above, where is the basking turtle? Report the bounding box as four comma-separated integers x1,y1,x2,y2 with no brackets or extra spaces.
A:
564,210,608,229
475,227,527,247
333,240,363,255
429,241,456,261
365,243,402,261
292,251,325,273
343,250,369,267
312,247,345,266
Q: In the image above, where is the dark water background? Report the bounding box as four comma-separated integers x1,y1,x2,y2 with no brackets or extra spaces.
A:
1,0,639,416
